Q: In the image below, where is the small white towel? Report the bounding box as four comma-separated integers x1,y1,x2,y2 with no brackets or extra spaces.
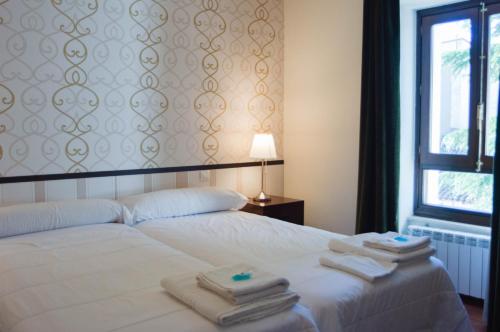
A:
161,272,300,326
363,232,431,253
319,253,398,282
329,234,435,263
197,264,290,304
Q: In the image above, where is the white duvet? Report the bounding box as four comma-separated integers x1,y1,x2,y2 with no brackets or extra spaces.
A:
136,211,473,332
0,223,318,332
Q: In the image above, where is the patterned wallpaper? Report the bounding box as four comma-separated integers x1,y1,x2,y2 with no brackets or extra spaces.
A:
0,0,283,176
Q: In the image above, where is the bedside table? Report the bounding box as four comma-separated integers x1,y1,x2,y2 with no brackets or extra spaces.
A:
240,196,304,226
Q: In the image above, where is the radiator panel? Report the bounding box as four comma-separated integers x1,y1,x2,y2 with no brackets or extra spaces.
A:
408,225,490,300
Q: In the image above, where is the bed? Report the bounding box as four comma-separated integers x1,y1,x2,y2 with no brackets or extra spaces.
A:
0,222,318,332
135,210,472,332
0,187,473,332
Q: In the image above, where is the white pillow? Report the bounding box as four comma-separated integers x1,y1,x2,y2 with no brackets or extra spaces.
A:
0,199,123,238
121,187,248,224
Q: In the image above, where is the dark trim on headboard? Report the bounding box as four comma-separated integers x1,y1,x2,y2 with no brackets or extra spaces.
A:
0,160,285,184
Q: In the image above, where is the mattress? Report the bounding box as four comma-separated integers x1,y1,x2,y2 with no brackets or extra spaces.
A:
0,223,318,332
136,211,473,332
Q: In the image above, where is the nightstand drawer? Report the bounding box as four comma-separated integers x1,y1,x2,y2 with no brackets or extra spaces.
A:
241,196,304,226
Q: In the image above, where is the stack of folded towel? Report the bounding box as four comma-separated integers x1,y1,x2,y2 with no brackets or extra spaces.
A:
320,232,434,282
161,263,300,326
362,231,432,255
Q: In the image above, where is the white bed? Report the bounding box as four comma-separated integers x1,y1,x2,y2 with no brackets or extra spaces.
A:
135,210,472,332
0,223,318,332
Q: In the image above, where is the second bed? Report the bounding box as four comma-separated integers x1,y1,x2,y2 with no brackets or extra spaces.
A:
135,209,471,332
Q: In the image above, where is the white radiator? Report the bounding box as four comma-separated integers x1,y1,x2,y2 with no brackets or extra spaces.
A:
408,225,490,300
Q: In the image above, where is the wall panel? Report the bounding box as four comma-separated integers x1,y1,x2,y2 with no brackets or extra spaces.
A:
0,0,283,177
0,165,284,206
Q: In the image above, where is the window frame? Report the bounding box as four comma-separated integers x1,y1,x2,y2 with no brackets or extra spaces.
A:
481,2,500,167
415,0,500,227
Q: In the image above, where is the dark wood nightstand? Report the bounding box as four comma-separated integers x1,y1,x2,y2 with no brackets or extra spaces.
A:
240,196,304,226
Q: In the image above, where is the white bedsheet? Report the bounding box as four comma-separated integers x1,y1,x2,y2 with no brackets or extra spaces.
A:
136,211,472,332
0,223,318,332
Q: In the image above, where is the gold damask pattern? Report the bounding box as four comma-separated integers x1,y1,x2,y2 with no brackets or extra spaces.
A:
0,84,13,161
0,0,283,177
87,0,139,170
248,0,276,133
0,0,7,24
194,0,227,165
129,0,169,168
51,0,100,172
159,0,200,166
0,0,14,162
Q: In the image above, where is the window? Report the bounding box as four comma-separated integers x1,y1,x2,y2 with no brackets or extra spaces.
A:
416,0,500,226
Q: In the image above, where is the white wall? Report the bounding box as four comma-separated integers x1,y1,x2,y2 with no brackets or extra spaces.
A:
283,0,363,234
284,0,468,234
399,1,419,232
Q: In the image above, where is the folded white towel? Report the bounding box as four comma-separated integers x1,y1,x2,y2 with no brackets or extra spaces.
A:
319,253,398,282
329,234,435,263
161,272,300,326
197,264,290,304
362,232,431,253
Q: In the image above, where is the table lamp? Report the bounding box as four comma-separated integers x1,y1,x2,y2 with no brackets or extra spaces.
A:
250,133,277,202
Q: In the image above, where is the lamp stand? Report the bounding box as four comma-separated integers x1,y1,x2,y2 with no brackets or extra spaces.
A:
253,159,271,202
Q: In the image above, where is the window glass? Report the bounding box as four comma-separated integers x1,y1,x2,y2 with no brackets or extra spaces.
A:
423,170,493,213
429,19,471,155
486,13,500,156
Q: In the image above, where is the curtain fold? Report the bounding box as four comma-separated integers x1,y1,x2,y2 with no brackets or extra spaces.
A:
356,0,401,234
487,82,500,332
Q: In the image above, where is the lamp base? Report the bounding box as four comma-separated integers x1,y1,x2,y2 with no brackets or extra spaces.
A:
253,191,272,202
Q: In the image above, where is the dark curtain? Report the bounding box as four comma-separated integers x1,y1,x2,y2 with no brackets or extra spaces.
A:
355,0,401,234
487,82,500,331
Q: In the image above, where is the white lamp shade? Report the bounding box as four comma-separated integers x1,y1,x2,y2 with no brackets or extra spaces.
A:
250,133,277,159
